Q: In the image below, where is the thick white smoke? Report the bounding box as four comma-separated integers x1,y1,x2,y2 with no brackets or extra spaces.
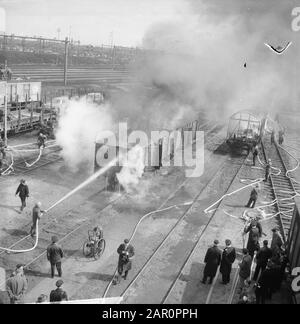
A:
116,145,145,193
55,98,113,171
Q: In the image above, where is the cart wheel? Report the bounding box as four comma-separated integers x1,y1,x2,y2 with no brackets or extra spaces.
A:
83,240,92,257
94,239,106,260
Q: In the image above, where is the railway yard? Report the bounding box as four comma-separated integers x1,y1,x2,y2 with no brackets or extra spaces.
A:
1,0,300,307
0,108,299,304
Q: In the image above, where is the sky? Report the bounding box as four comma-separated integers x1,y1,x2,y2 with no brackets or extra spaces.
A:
0,0,299,47
0,0,185,46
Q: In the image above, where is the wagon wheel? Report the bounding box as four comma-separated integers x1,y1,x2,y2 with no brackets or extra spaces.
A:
83,240,93,257
94,238,106,260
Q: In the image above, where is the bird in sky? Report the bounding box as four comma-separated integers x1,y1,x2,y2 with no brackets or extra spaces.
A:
264,42,292,55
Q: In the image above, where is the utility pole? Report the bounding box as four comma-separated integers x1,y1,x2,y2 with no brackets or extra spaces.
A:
63,37,69,86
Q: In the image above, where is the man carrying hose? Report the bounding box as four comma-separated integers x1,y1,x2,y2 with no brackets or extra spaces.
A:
30,202,46,238
15,179,29,212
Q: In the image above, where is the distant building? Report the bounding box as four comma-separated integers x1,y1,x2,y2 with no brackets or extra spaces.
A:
0,7,5,33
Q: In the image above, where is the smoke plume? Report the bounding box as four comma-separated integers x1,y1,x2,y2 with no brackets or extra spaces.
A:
111,0,300,129
55,98,113,171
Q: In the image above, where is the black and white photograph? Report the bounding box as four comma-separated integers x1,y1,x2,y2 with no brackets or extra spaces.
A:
0,0,300,310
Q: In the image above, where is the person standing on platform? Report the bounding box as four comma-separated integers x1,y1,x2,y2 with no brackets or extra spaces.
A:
253,240,272,281
49,280,68,302
202,239,222,284
237,249,252,293
47,236,64,278
6,264,28,304
220,239,236,285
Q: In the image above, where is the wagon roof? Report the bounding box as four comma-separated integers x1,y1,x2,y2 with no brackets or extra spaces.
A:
229,109,264,122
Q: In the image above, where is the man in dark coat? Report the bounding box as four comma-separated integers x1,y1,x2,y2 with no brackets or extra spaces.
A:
47,236,64,278
202,239,221,284
253,240,272,281
264,159,272,182
252,145,259,166
256,261,277,303
271,228,284,254
15,179,29,212
244,219,262,258
49,280,68,303
238,248,252,293
220,239,236,284
116,239,134,283
245,185,259,208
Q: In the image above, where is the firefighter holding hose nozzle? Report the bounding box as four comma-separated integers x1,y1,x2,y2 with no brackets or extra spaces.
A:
37,132,47,149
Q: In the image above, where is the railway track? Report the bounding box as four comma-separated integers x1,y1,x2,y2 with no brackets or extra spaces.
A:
102,150,246,303
261,138,300,241
0,120,229,302
12,66,132,84
0,144,62,182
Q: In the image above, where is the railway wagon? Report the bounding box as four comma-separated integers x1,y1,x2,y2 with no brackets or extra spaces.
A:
0,80,42,109
226,110,267,154
288,197,300,304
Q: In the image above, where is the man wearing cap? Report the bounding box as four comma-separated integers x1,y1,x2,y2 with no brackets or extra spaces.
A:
30,202,46,238
47,236,64,278
220,239,236,284
116,239,135,283
6,264,28,304
49,280,68,302
15,179,29,212
202,239,222,284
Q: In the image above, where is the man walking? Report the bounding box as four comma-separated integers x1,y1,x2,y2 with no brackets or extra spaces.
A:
238,249,252,293
253,240,272,281
202,239,221,284
6,264,28,304
47,236,64,278
245,185,259,208
220,239,236,284
30,202,45,238
15,179,29,212
49,280,68,302
116,239,134,284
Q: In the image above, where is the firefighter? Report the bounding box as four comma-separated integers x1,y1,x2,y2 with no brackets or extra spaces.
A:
38,132,47,149
245,184,259,208
278,130,284,145
252,145,259,166
15,179,29,212
264,159,272,182
30,202,46,238
271,130,275,145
